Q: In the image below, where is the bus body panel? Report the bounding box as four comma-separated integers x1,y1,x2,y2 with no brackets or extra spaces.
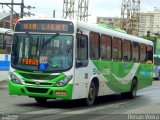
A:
92,61,153,93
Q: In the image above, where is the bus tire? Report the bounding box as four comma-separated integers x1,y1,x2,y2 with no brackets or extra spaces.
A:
121,78,137,99
34,97,47,103
85,82,96,106
128,78,138,99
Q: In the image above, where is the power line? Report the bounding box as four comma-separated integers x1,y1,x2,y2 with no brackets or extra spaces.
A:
77,0,89,22
62,0,75,19
0,0,35,18
121,0,140,35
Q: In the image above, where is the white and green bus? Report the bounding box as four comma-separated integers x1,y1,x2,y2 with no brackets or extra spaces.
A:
9,18,153,105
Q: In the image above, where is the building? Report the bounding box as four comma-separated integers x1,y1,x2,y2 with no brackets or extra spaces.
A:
139,8,160,37
0,12,19,29
97,17,122,29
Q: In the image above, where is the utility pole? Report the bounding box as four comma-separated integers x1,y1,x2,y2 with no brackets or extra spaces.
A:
20,0,24,18
121,0,140,35
130,0,140,35
77,0,89,22
0,1,35,18
121,0,131,32
53,10,55,18
62,0,75,19
10,0,14,29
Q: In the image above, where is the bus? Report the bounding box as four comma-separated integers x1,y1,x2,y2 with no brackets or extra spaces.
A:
153,55,160,79
0,28,13,81
8,18,153,105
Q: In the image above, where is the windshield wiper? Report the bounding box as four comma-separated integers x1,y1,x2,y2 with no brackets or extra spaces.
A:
42,33,59,49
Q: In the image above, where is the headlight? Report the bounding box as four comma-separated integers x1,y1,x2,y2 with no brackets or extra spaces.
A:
55,75,73,87
10,72,22,84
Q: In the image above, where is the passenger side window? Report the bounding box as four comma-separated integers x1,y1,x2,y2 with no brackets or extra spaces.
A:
122,40,131,61
90,32,100,59
140,44,147,62
101,35,111,60
132,42,139,62
112,37,122,61
147,45,153,63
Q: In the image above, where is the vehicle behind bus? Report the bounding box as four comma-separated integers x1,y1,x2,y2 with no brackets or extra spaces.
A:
153,55,160,80
0,28,13,81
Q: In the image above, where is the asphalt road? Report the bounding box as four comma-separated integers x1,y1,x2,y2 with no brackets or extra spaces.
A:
0,81,160,120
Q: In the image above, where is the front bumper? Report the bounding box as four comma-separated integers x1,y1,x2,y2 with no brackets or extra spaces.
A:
8,80,73,100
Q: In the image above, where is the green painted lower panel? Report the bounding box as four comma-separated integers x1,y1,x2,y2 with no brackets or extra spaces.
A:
93,60,153,93
8,80,73,100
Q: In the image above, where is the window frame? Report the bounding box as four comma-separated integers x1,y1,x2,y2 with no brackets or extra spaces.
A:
100,34,112,60
112,37,122,61
132,42,140,62
89,32,100,60
146,45,153,63
140,43,147,63
122,40,131,62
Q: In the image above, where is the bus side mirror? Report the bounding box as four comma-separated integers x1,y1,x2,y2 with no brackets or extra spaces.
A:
76,59,83,67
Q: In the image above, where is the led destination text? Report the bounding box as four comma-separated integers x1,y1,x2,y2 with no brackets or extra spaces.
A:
15,20,74,33
23,23,68,31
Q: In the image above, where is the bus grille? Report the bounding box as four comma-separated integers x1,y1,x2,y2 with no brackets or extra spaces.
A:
26,87,48,93
19,73,58,80
24,81,53,86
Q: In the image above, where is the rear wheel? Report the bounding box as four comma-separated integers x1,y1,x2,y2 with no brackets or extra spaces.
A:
85,82,96,106
34,97,47,103
121,79,137,99
128,79,137,99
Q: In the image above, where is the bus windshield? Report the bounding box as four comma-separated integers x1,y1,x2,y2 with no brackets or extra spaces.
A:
11,33,73,72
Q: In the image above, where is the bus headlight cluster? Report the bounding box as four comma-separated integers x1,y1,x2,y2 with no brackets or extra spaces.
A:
55,75,73,87
10,72,22,84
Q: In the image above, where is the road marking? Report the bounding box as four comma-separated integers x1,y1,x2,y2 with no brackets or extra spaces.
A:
23,108,64,114
61,102,129,114
22,100,129,115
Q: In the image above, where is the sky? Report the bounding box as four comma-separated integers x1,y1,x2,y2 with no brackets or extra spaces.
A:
0,0,160,23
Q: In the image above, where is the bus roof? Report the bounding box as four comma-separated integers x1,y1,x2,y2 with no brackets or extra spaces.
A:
77,21,153,46
17,18,75,23
15,18,153,46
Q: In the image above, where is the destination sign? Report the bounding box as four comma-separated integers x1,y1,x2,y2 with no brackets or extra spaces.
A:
15,20,74,33
21,58,39,66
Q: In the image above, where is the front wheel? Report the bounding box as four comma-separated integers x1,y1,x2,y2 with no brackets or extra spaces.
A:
85,82,96,106
34,97,47,103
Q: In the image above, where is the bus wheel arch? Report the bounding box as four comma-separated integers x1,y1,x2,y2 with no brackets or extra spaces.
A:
121,77,138,99
129,77,138,99
91,77,99,97
85,77,99,106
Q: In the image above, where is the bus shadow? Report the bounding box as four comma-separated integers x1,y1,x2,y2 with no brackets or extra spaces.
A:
16,94,142,109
